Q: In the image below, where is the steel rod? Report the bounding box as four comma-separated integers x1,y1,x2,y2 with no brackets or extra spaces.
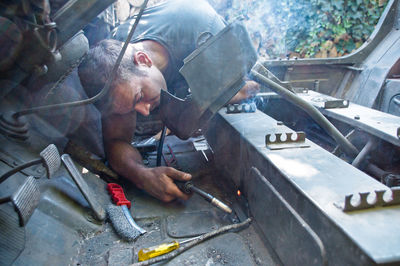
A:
251,62,359,158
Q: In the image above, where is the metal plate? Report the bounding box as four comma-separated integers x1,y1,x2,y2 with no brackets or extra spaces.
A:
298,90,400,147
246,167,326,266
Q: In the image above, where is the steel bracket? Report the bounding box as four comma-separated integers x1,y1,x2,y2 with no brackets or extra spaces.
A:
226,102,256,114
310,96,349,109
336,188,400,212
265,131,309,150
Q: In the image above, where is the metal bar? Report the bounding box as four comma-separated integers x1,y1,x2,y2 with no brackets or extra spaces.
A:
61,154,106,221
351,138,377,168
251,62,359,158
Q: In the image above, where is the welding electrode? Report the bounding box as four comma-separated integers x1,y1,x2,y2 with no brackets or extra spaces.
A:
106,183,146,241
138,236,200,261
175,181,232,213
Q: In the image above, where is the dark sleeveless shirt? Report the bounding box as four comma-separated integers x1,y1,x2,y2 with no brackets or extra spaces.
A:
111,0,226,96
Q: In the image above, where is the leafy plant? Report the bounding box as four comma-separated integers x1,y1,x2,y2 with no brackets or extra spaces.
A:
212,0,388,58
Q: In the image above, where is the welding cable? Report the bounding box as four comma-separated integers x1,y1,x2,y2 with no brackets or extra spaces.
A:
12,0,150,119
156,126,168,166
131,218,252,266
250,62,359,158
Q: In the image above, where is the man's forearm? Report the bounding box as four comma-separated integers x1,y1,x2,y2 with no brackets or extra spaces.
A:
105,140,148,188
105,140,192,202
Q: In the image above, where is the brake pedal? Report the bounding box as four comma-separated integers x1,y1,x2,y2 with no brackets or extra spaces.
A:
39,144,61,178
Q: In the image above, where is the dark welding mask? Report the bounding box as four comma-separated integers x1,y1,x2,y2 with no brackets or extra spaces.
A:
159,20,257,140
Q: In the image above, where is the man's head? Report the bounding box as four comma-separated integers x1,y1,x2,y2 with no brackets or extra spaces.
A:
78,39,167,116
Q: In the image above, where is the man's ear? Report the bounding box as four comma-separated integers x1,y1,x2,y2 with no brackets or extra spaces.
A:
133,51,152,67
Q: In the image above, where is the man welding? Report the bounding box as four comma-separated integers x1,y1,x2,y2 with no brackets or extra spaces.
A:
78,0,259,202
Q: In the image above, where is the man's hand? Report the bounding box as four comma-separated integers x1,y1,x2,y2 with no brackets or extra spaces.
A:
138,166,192,202
229,80,260,104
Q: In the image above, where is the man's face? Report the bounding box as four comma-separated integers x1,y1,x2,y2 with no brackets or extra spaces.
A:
111,67,167,116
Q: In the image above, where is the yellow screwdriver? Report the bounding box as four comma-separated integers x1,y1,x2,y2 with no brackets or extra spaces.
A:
138,236,200,261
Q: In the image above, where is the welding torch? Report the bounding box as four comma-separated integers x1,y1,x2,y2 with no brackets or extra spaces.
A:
175,180,232,214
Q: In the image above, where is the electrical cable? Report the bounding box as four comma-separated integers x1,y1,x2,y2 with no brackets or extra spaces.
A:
156,126,167,166
0,158,42,184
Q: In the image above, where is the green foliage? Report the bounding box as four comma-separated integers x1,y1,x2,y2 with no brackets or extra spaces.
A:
213,0,388,58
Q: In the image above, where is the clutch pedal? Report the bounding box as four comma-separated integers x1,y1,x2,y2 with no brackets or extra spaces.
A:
11,175,41,226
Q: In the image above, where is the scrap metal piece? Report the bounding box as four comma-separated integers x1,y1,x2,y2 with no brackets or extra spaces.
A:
11,176,41,226
338,188,400,212
265,131,310,150
61,154,106,221
226,102,256,114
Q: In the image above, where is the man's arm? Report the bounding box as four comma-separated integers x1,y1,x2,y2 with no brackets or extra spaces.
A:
102,111,191,202
229,80,260,104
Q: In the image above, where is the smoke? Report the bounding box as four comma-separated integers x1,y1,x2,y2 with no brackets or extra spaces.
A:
208,0,311,59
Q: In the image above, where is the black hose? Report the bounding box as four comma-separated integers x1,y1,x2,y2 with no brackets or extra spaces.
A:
0,196,11,204
0,158,42,184
13,0,150,118
156,126,167,166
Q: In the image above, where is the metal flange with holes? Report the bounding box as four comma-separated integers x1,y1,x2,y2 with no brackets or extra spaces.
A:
265,131,310,150
335,188,400,212
226,102,257,114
